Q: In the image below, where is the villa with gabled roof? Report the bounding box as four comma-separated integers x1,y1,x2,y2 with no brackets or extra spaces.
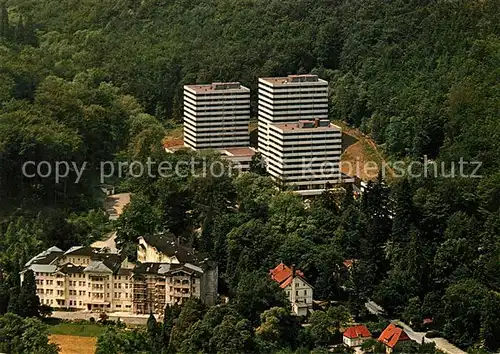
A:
270,262,313,316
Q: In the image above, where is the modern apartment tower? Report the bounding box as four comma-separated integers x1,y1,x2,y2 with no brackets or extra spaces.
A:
267,119,344,196
183,82,251,150
258,74,329,159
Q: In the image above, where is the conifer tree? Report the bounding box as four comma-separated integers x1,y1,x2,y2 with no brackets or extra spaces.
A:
18,270,40,318
0,2,10,40
13,15,24,44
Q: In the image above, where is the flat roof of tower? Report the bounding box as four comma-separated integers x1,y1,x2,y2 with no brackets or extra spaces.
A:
259,74,328,86
185,82,250,93
272,121,341,132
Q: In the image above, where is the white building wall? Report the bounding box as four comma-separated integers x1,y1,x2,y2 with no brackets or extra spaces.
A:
258,75,329,159
343,336,371,347
137,237,180,264
183,83,250,150
266,121,344,195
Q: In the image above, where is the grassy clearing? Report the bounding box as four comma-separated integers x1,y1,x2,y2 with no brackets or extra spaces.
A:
48,322,107,337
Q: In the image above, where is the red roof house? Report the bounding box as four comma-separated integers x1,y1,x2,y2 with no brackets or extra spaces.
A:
378,324,411,352
269,262,305,288
343,325,372,347
269,263,313,316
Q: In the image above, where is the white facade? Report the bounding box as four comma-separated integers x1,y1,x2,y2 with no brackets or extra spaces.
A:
266,119,346,196
137,236,181,264
183,82,250,150
26,250,135,312
23,236,218,315
258,74,329,159
283,276,314,316
343,335,372,347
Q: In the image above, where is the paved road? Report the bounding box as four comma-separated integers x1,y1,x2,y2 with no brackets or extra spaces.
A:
392,320,466,354
104,193,131,220
365,301,466,354
365,301,385,316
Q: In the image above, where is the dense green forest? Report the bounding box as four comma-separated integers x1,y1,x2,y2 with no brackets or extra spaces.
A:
0,0,499,352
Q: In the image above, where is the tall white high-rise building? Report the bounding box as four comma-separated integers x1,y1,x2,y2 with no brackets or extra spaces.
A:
258,74,329,159
267,119,347,196
183,82,251,150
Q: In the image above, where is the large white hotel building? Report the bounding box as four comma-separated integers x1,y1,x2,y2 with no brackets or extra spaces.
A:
258,74,351,195
258,74,329,159
183,82,251,150
267,119,344,196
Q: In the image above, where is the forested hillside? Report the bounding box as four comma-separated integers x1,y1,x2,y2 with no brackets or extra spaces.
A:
0,0,499,352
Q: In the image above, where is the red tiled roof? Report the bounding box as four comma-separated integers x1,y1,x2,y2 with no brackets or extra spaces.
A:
343,259,358,269
279,276,293,289
378,324,411,348
269,262,307,289
343,325,372,339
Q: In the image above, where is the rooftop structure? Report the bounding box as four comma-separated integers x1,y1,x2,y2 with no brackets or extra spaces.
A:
219,147,256,171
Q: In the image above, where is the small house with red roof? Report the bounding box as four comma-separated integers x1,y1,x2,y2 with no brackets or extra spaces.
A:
343,324,372,347
269,262,313,316
378,324,411,353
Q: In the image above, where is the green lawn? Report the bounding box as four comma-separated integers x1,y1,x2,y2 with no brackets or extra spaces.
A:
48,322,107,337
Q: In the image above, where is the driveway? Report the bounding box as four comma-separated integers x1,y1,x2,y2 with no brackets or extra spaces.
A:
364,301,466,354
392,320,466,354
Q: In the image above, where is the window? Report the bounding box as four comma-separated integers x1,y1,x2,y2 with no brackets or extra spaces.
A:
304,290,307,295
296,291,299,296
